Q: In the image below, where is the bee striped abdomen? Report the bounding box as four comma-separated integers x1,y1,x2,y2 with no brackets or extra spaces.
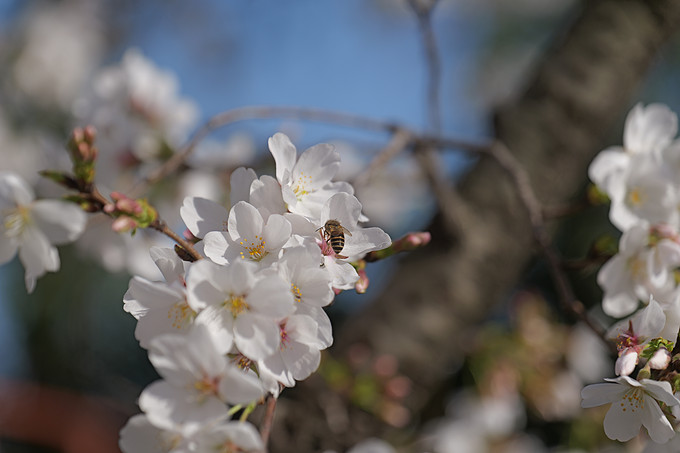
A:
329,234,345,254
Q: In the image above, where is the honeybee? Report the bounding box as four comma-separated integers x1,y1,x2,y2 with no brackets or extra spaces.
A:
318,219,352,257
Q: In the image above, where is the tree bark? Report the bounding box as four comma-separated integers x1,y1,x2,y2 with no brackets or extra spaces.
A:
271,1,680,451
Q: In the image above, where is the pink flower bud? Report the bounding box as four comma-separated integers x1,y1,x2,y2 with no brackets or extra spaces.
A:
355,268,369,294
83,125,97,144
71,127,84,143
615,349,638,376
406,231,431,248
649,349,671,370
110,192,142,215
112,216,138,233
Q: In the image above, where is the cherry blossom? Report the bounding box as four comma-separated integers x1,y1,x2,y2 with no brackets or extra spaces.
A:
581,376,680,443
192,421,264,453
589,103,677,197
119,414,192,453
598,223,680,317
186,259,295,359
268,132,353,220
123,247,194,348
606,298,667,376
203,201,292,267
0,171,87,292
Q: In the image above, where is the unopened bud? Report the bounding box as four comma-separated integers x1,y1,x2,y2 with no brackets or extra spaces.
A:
649,349,671,370
72,127,84,143
112,216,138,233
355,268,369,294
615,349,638,376
401,231,431,250
83,125,97,144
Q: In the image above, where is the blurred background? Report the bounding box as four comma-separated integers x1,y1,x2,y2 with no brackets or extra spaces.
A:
1,0,680,452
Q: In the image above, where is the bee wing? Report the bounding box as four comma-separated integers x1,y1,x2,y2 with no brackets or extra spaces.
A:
342,226,352,236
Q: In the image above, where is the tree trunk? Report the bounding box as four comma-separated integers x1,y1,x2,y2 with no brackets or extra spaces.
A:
270,1,680,451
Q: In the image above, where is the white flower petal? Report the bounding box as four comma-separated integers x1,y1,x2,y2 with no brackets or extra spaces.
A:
31,200,87,245
294,143,340,191
0,172,34,206
139,380,228,436
269,133,297,184
194,306,235,355
322,192,362,230
282,341,320,382
588,148,629,194
148,328,224,386
324,257,359,290
229,167,257,207
202,231,230,265
641,393,676,444
342,227,391,257
624,103,677,156
640,379,680,407
249,175,286,218
194,421,264,453
149,247,185,285
180,196,228,238
581,382,627,408
217,366,265,405
228,201,264,242
263,214,292,251
185,259,228,311
603,400,642,442
18,226,59,292
119,414,183,453
247,273,295,318
234,313,280,360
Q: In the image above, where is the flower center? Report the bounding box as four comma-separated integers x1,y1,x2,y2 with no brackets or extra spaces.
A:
239,235,267,261
620,388,645,413
217,440,240,453
292,171,313,200
626,186,645,207
3,206,30,238
167,299,194,330
279,321,290,350
193,375,220,399
226,295,249,318
159,432,183,451
291,283,302,303
627,256,647,281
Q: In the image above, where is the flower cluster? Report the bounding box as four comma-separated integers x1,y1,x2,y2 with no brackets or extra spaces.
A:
120,133,391,451
582,103,680,444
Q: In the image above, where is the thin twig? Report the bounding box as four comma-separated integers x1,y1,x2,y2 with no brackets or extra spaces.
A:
138,106,402,192
83,184,203,262
485,141,611,349
414,143,465,236
148,219,202,262
408,0,442,133
351,128,413,188
260,394,277,449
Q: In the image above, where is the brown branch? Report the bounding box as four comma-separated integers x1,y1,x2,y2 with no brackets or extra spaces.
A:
260,394,277,450
138,106,404,191
408,0,442,133
148,219,202,262
351,128,413,188
82,184,203,262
